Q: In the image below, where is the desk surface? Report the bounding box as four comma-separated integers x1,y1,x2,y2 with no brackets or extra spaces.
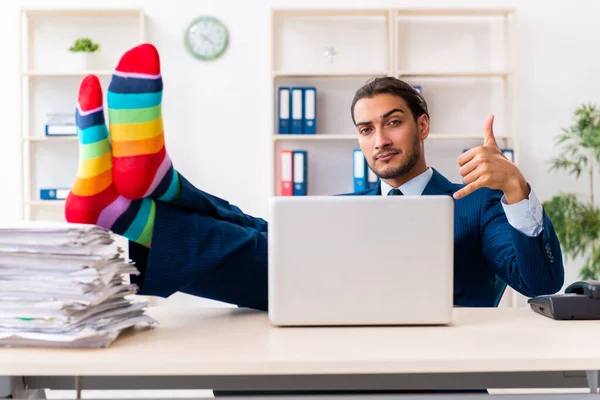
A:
1,307,599,376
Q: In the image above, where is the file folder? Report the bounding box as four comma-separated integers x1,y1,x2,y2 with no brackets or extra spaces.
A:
353,149,367,192
293,150,307,196
291,87,304,134
280,150,293,196
501,148,514,162
40,188,70,200
278,87,291,134
303,87,316,134
367,167,378,190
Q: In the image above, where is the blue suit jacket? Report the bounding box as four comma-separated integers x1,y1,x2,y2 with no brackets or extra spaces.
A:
130,169,564,311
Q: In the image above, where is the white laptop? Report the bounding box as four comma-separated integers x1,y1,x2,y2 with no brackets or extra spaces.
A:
268,195,454,326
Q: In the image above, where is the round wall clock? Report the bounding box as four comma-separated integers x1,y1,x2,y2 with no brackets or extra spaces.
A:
184,16,229,61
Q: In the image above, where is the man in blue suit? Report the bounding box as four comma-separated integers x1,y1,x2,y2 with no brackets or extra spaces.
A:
125,76,564,310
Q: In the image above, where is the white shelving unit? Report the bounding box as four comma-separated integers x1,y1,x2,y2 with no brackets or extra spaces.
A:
269,7,517,197
19,8,146,222
269,8,518,306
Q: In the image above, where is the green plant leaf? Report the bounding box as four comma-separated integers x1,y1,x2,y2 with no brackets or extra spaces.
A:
546,102,600,279
69,38,100,53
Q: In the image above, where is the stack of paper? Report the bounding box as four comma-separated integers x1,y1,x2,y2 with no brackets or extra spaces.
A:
0,221,155,348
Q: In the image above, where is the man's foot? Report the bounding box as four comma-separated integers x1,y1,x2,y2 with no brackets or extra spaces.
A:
65,75,156,247
107,43,180,202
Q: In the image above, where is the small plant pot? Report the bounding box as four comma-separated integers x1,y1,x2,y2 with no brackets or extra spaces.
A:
70,52,100,71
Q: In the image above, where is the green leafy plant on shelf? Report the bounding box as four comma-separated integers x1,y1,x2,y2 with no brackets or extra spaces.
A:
69,38,100,53
543,103,600,280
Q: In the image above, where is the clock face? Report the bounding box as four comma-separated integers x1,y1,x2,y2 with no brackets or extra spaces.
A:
185,16,229,61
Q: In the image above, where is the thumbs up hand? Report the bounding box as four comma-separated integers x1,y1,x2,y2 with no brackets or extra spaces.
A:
483,114,498,147
453,115,529,204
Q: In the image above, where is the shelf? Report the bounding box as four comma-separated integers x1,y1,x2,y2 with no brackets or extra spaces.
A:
23,9,143,17
26,200,66,207
273,134,512,141
397,71,512,79
272,9,390,17
396,8,514,17
23,70,114,78
274,134,357,141
428,134,512,140
23,136,78,142
274,71,514,79
273,71,388,78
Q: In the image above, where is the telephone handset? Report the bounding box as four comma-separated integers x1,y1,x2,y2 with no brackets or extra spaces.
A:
564,280,600,299
528,280,600,320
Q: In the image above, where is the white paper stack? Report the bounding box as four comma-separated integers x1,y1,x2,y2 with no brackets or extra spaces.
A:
0,221,155,348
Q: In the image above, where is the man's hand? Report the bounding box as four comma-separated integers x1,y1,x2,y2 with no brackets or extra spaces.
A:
453,115,529,204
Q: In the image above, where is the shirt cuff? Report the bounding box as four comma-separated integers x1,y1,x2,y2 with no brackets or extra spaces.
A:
501,186,544,237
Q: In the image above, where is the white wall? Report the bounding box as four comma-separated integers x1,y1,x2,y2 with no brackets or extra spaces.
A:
1,0,598,305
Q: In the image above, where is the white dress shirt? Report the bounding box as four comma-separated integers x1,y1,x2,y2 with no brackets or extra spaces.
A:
380,167,544,237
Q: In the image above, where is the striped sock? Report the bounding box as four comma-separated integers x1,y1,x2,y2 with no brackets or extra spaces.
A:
107,43,180,202
65,75,156,248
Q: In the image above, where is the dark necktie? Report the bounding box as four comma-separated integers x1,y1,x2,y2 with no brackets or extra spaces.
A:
388,188,403,196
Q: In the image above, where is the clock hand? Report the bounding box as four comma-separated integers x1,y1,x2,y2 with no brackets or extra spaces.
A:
199,33,214,46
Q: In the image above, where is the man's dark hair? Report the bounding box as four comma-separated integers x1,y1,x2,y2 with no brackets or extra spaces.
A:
350,77,429,125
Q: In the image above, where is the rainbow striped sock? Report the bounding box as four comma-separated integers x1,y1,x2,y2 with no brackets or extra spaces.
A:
107,43,180,202
65,75,156,248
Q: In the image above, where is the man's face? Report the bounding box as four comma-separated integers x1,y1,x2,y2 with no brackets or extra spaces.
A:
353,94,428,180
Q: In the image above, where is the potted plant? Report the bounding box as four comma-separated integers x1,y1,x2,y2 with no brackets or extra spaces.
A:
68,38,100,71
543,103,600,280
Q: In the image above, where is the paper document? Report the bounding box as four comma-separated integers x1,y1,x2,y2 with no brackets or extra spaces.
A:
0,221,156,348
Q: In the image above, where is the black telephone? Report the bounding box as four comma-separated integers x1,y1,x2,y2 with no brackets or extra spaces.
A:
528,280,600,320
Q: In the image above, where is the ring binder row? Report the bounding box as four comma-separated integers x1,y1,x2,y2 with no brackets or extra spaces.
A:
280,150,307,196
278,87,316,134
353,149,378,192
276,84,421,135
279,148,377,196
274,84,432,195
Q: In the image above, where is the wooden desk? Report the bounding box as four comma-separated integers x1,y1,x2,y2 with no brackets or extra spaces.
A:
2,307,600,398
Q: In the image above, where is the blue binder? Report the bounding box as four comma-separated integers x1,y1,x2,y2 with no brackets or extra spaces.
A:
293,150,307,196
278,87,291,134
40,188,70,200
501,148,514,162
367,166,378,190
303,87,316,134
353,149,367,192
291,87,304,134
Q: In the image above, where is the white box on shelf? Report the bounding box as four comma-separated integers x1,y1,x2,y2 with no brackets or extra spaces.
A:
45,124,77,136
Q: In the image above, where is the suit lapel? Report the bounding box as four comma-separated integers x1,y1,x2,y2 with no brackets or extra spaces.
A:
365,181,381,196
422,168,455,196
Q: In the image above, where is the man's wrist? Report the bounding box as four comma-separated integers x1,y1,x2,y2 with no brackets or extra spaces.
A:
503,174,530,204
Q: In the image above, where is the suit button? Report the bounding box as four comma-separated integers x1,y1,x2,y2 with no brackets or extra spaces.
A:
544,243,554,263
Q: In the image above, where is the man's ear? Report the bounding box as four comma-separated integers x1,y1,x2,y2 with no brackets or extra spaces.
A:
418,114,430,140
